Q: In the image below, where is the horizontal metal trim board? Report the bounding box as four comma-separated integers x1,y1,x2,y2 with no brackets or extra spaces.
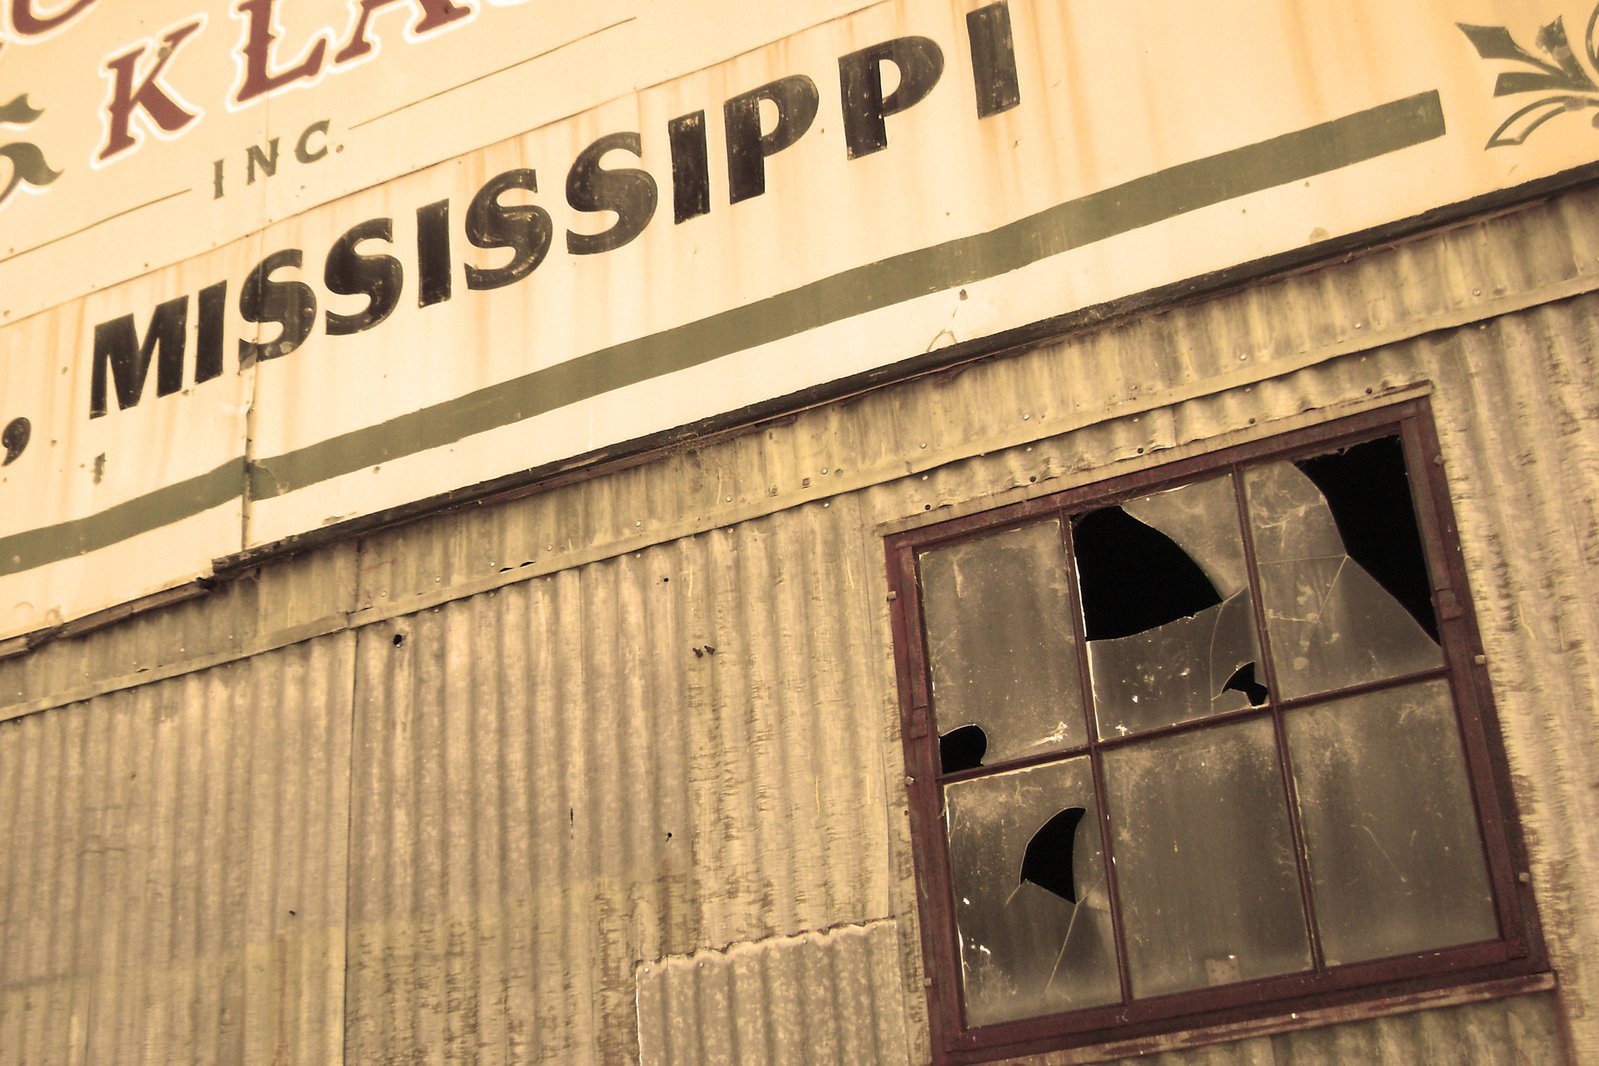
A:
0,93,1444,584
208,231,1599,584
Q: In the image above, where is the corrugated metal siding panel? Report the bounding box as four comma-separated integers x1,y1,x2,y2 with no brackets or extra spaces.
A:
0,634,353,1066
343,505,902,1063
635,920,910,1066
1426,301,1599,1053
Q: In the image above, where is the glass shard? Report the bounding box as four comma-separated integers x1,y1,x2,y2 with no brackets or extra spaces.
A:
1082,477,1263,737
1121,474,1249,598
1104,718,1312,997
1297,438,1439,640
1089,589,1260,738
1246,462,1441,699
945,759,1120,1025
920,520,1086,767
1286,680,1499,966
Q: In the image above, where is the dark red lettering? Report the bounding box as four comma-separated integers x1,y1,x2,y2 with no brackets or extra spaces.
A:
333,0,475,65
233,0,330,105
96,19,204,163
10,0,97,37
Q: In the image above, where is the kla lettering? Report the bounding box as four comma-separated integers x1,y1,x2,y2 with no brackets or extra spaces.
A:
87,4,1021,420
1,0,528,169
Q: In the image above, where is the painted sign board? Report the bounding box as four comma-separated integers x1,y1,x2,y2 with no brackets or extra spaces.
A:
2,0,1597,639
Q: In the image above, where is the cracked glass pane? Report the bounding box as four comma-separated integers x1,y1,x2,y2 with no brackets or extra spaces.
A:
1245,462,1441,700
945,757,1120,1026
1089,591,1261,738
1287,679,1498,966
1121,474,1249,598
921,520,1086,769
1105,717,1311,997
1082,477,1266,738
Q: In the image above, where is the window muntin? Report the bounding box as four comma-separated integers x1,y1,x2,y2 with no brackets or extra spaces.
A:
890,411,1537,1059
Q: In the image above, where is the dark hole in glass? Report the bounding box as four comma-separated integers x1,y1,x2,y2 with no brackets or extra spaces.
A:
1222,662,1270,706
940,724,988,774
1296,437,1438,641
1021,807,1087,903
1072,507,1221,640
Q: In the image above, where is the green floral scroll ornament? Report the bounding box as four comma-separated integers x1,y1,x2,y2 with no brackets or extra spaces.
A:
1458,6,1599,147
0,93,62,210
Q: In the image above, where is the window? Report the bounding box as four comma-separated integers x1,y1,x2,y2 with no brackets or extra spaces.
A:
885,403,1541,1061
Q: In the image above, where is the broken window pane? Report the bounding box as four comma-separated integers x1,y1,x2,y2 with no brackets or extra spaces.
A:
921,520,1086,768
1120,475,1250,599
1286,680,1498,966
945,757,1121,1026
1073,507,1221,641
1089,590,1262,738
1245,462,1441,700
1079,477,1266,737
1104,718,1312,997
1297,438,1439,641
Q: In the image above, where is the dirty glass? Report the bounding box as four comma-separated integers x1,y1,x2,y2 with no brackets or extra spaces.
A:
1104,718,1311,997
1089,590,1261,738
921,520,1086,768
1086,476,1265,738
945,757,1120,1025
1245,462,1441,700
1286,680,1498,966
1120,475,1249,597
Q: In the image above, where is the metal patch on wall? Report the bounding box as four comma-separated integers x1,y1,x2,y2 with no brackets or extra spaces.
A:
635,920,910,1066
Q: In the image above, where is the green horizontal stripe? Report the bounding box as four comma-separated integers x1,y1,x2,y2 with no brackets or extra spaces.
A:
252,91,1445,499
3,90,1445,573
0,458,244,578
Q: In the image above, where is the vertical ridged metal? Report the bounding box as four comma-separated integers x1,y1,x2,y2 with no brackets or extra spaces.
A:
343,497,903,1063
0,634,353,1066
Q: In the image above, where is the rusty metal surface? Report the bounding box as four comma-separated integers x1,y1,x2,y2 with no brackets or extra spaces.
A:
0,634,354,1066
0,183,1595,1063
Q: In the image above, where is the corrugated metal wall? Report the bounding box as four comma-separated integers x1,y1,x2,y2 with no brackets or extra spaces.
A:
0,636,354,1065
343,506,901,1063
3,184,1598,1063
